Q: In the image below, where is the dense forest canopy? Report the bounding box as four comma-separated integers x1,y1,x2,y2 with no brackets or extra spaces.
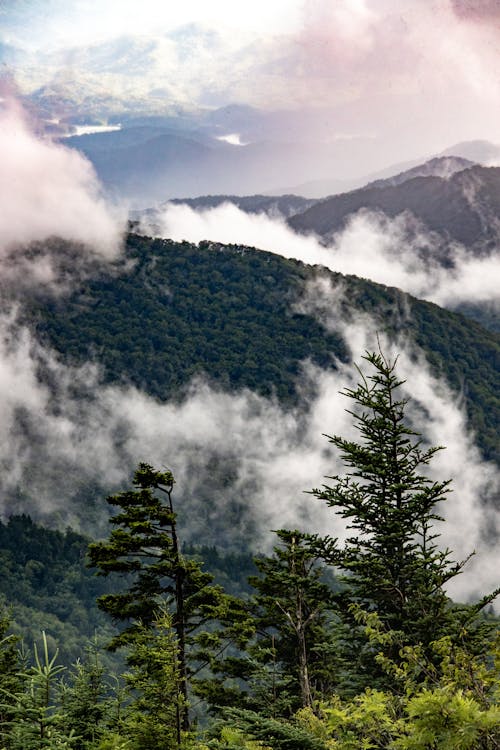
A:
0,352,497,749
19,233,500,465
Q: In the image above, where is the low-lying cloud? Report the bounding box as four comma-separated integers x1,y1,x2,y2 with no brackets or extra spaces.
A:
139,202,500,309
0,287,497,607
0,95,125,270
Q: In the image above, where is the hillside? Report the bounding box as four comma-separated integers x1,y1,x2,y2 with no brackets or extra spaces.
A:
24,233,500,466
289,165,500,254
64,125,348,205
167,193,318,218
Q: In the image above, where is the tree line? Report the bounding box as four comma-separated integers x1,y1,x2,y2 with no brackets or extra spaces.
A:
0,351,498,749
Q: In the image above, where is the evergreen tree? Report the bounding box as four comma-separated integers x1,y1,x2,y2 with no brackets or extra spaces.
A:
4,632,75,750
311,350,499,673
198,530,341,718
88,463,250,736
59,641,109,749
0,607,22,748
122,608,186,750
248,531,340,713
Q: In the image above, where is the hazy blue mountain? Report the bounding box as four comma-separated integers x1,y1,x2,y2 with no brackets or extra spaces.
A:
139,194,319,219
64,126,354,206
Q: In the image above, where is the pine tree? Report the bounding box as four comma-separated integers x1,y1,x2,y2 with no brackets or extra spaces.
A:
198,530,341,718
88,462,251,737
122,608,186,750
311,350,498,671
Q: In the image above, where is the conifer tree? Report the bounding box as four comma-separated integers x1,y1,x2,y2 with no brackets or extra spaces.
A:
311,350,498,665
5,632,75,750
0,608,22,748
59,641,109,750
88,462,250,737
248,530,339,713
122,608,186,750
198,530,341,718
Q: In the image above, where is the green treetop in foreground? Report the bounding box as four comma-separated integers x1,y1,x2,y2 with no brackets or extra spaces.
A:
87,463,251,743
312,350,499,674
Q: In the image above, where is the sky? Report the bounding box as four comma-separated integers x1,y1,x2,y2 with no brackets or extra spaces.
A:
1,0,499,163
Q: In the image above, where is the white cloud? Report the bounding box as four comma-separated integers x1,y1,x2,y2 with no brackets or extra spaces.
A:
0,97,125,267
5,0,500,158
140,202,500,308
4,0,303,52
0,287,496,606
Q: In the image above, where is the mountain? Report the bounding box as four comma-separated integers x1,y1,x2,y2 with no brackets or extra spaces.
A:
366,156,475,189
137,194,319,220
288,164,500,254
25,233,499,467
266,155,477,199
127,156,476,222
64,127,356,206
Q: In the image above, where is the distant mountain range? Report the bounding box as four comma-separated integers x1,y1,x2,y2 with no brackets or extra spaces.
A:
136,194,318,220
59,108,500,205
153,156,479,222
272,150,497,198
61,121,374,206
288,164,500,254
132,154,488,225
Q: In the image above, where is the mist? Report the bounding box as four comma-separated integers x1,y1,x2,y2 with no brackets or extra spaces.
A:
0,282,497,607
0,85,496,608
139,202,500,309
0,96,125,270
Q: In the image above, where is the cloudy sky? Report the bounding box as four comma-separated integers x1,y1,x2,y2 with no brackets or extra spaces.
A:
1,0,499,165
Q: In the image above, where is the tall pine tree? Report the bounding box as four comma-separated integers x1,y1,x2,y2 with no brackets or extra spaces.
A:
88,463,250,738
311,350,498,672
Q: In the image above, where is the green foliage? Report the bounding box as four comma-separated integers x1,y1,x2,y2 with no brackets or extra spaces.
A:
3,632,76,749
218,708,328,750
30,234,346,404
59,642,110,749
292,629,500,750
393,687,499,749
88,463,253,733
24,233,499,467
196,530,343,718
0,515,258,673
198,724,271,750
0,608,23,748
121,609,186,750
248,530,340,713
0,515,116,667
311,350,498,686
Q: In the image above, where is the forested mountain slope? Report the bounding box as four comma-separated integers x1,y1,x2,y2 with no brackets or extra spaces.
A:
289,165,500,253
24,233,500,464
0,514,257,667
